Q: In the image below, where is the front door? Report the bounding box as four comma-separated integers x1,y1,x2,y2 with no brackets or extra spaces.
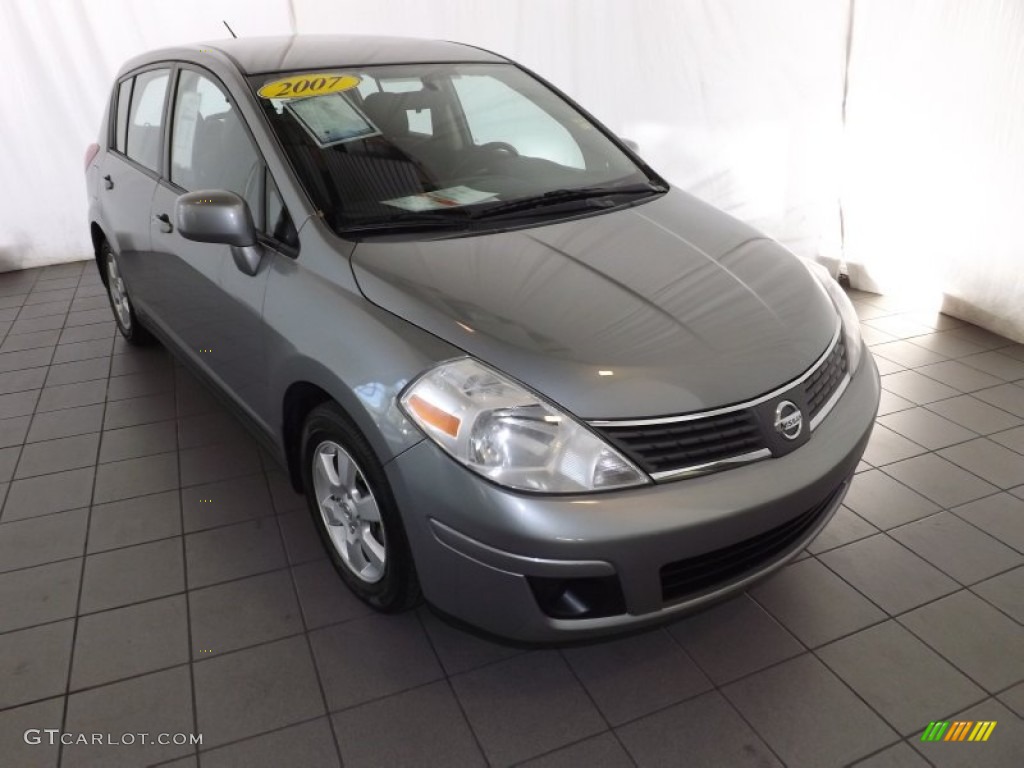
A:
147,66,272,430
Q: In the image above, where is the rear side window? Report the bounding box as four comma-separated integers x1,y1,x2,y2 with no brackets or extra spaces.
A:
114,79,132,153
125,69,170,172
170,69,262,221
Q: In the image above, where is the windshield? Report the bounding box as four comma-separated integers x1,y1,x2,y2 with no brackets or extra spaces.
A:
249,62,659,233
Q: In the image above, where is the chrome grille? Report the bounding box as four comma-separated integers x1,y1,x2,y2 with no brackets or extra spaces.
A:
804,337,848,419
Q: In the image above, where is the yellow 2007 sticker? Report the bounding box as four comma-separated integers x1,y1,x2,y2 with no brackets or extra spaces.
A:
257,73,361,100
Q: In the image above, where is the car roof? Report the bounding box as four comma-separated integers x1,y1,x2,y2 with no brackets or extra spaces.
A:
119,34,507,77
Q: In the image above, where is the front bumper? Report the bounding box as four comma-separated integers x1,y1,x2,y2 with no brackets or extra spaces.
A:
385,350,880,642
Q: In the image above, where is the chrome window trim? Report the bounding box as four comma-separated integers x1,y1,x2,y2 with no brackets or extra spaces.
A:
588,320,842,428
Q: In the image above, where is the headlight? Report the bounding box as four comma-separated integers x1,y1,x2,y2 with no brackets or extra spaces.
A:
399,358,650,493
807,262,864,374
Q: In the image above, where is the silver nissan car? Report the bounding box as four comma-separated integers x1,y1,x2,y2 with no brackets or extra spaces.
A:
85,34,879,641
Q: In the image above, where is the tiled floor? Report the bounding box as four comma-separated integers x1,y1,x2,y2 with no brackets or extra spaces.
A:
0,261,1022,767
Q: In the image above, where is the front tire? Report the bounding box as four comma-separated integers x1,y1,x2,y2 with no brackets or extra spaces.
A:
101,242,153,345
301,402,420,611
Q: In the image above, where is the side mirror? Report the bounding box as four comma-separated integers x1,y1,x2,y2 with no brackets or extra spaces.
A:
621,138,640,153
175,190,263,276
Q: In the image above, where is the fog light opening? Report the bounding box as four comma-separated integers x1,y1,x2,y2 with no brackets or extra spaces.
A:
528,574,626,619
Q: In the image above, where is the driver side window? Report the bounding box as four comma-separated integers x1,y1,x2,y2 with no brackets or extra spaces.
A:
452,75,585,169
170,69,262,224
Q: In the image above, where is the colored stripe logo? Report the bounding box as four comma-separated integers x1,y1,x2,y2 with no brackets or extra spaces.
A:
921,721,996,742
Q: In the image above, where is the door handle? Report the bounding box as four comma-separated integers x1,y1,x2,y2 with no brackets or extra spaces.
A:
154,213,173,233
103,174,114,190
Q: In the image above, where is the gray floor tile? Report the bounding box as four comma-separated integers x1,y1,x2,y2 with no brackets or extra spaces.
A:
278,510,324,564
51,338,114,364
333,681,485,768
0,444,20,481
852,743,931,767
890,512,1022,584
311,612,444,711
0,346,53,373
58,322,115,346
201,718,340,768
189,569,303,658
15,432,99,479
927,395,1023,435
37,381,107,416
0,620,74,710
520,733,632,768
66,308,114,327
1000,682,1024,718
181,473,274,533
881,369,960,404
43,356,109,387
971,566,1024,623
864,315,934,340
69,295,111,313
872,340,947,368
417,605,521,676
62,667,193,768
98,419,176,463
884,454,999,508
900,591,1024,693
292,559,375,630
2,466,94,521
70,595,189,690
0,366,47,395
0,558,81,633
878,407,978,450
0,507,88,573
102,392,176,430
176,410,248,449
953,493,1024,553
872,355,905,375
452,651,605,767
670,593,804,684
93,451,178,504
726,653,897,768
179,440,262,487
912,699,1024,768
821,534,958,613
79,538,184,613
992,424,1024,455
0,328,60,354
960,350,1024,381
944,324,1013,349
26,403,104,442
807,506,879,553
9,313,69,335
876,390,916,416
106,370,174,401
185,518,286,588
842,470,940,529
193,635,325,748
750,558,886,647
0,414,30,448
564,628,711,726
0,696,64,768
0,388,41,419
87,490,181,553
862,425,928,467
108,347,172,377
974,383,1024,418
938,438,1024,489
817,621,985,736
266,469,307,514
616,689,782,768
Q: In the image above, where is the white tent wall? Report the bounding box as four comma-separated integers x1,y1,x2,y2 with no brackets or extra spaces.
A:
0,0,847,274
842,0,1024,342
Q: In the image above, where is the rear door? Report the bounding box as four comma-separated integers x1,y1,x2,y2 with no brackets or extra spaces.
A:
96,67,171,302
148,65,285,430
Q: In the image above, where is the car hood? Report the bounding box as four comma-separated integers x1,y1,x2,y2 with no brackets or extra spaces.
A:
350,188,838,420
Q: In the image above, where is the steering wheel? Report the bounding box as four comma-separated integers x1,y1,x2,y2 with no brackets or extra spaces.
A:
479,141,519,156
452,141,520,178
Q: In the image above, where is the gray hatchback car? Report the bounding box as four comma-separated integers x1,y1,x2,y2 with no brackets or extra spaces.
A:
86,34,879,641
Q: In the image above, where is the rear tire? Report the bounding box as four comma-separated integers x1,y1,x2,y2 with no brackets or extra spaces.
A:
101,241,154,346
301,402,420,612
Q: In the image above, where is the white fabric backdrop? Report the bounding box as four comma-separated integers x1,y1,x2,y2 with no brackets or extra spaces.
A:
1,0,1020,340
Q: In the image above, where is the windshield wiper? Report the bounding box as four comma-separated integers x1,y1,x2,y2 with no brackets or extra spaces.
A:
340,210,472,235
468,182,666,220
